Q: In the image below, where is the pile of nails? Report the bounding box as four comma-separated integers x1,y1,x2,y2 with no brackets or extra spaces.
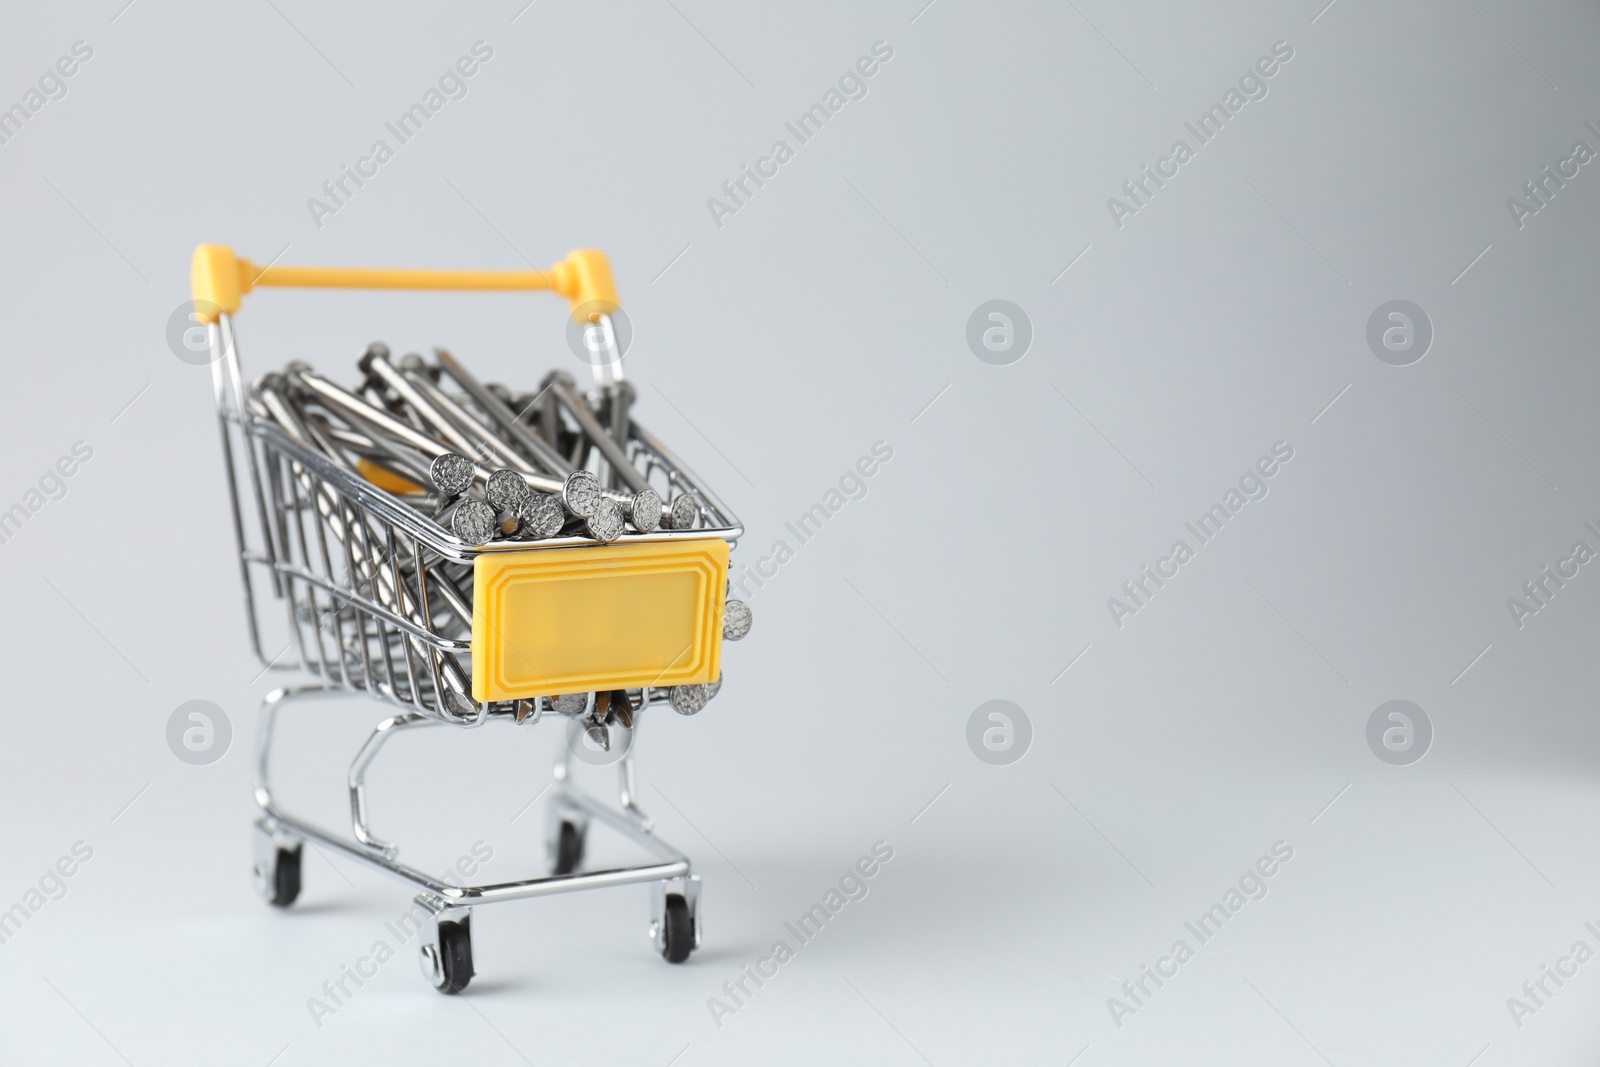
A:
250,344,751,726
253,343,705,547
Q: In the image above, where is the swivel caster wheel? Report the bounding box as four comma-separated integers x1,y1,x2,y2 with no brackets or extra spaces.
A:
549,807,588,876
552,820,585,875
661,894,694,963
252,821,303,909
651,877,701,964
419,906,474,994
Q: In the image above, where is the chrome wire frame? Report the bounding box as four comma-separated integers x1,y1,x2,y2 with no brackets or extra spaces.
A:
208,311,731,927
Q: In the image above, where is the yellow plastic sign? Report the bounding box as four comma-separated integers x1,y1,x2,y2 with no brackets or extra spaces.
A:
471,538,727,702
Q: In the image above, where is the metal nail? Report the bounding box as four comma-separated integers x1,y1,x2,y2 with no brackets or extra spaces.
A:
359,349,485,459
570,497,624,543
567,430,588,471
486,469,532,512
315,421,440,495
351,343,392,401
516,493,564,539
435,349,572,476
668,684,710,715
723,599,752,641
397,352,431,376
450,500,498,545
538,370,567,448
608,690,640,730
404,368,544,478
429,454,474,498
660,494,699,530
548,377,651,495
550,693,588,716
627,488,662,533
426,565,474,630
562,469,605,518
607,381,635,491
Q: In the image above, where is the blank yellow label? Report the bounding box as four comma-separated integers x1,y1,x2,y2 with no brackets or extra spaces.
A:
471,538,727,702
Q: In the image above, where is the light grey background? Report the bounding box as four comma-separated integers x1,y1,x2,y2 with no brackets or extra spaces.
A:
1,0,1598,1063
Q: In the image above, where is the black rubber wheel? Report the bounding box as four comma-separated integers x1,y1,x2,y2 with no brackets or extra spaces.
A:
269,846,301,908
437,917,475,994
661,894,694,964
553,821,584,876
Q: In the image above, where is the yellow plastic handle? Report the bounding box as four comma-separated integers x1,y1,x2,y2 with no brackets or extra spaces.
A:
191,244,618,323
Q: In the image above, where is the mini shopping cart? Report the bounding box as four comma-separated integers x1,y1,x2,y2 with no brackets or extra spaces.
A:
195,245,743,992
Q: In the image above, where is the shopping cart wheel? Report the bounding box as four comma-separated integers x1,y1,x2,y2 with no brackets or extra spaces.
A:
252,822,303,908
420,910,474,994
265,847,302,908
660,894,694,964
552,820,585,875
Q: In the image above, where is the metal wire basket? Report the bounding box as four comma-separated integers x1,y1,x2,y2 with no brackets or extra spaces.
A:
218,350,741,724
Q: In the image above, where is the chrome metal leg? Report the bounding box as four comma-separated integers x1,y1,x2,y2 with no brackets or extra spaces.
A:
618,716,653,831
349,711,435,858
